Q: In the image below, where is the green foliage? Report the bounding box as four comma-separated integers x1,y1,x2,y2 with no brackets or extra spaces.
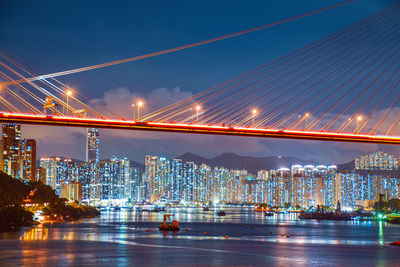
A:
46,201,100,220
27,181,58,204
0,206,33,229
388,199,400,212
374,200,390,212
0,171,29,209
0,171,99,230
42,207,51,216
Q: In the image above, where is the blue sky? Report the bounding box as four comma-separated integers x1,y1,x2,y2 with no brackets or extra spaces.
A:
1,0,399,164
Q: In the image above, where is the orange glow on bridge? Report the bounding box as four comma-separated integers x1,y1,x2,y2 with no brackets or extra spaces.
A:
0,112,399,145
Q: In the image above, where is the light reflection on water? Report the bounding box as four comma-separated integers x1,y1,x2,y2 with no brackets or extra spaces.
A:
2,207,400,266
15,207,398,246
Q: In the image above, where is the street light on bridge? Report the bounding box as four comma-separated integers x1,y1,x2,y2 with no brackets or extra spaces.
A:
356,115,363,132
196,105,201,124
304,113,310,128
252,109,257,126
137,101,144,121
66,90,72,116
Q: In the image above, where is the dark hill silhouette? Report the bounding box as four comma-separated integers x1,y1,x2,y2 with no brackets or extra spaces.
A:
129,160,145,170
337,160,354,171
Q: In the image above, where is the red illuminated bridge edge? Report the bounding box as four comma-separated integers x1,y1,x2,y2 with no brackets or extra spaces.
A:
0,112,399,145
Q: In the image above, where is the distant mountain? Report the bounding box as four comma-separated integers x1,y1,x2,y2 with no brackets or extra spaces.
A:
176,152,317,175
130,160,145,170
336,160,355,171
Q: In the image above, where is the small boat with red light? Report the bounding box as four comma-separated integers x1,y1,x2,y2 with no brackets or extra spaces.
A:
159,214,179,231
216,210,226,216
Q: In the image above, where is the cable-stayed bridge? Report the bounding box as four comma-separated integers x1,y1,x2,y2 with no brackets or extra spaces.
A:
0,2,400,145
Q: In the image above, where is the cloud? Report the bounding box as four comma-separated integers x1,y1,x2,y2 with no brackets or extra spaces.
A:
90,86,192,119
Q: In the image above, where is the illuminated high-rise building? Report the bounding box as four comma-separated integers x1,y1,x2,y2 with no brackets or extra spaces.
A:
60,182,82,202
40,157,60,190
323,165,337,206
78,162,91,201
144,155,157,202
86,128,99,163
19,139,36,181
36,166,46,184
182,162,196,202
194,163,211,203
170,159,183,201
128,168,142,203
88,156,131,204
1,123,21,179
355,151,399,170
291,165,305,207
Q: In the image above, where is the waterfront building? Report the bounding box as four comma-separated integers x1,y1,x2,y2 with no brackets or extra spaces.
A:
34,149,400,207
144,156,171,202
128,167,142,203
241,176,258,203
182,162,196,202
323,165,337,207
90,156,131,204
267,168,291,207
291,165,305,207
170,159,182,201
60,182,82,202
78,162,91,201
194,163,211,203
144,155,157,202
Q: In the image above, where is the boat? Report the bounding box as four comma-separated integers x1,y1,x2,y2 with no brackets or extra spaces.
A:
203,207,209,211
299,211,351,220
216,210,226,216
113,206,121,211
254,206,266,212
265,211,274,216
387,213,400,219
390,241,400,246
159,214,179,231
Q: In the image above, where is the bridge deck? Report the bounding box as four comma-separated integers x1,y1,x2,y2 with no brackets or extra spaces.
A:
0,112,399,145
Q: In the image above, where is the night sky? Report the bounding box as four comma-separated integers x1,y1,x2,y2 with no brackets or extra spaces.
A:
1,0,399,164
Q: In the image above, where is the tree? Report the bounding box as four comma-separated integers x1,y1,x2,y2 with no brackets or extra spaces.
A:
388,199,400,212
28,182,58,204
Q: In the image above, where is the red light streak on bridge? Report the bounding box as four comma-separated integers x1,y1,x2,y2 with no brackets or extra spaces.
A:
0,112,399,145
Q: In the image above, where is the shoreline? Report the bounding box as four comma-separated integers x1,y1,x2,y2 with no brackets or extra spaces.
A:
0,212,100,235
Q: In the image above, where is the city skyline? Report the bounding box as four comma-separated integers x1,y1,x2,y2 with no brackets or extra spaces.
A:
3,121,399,210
